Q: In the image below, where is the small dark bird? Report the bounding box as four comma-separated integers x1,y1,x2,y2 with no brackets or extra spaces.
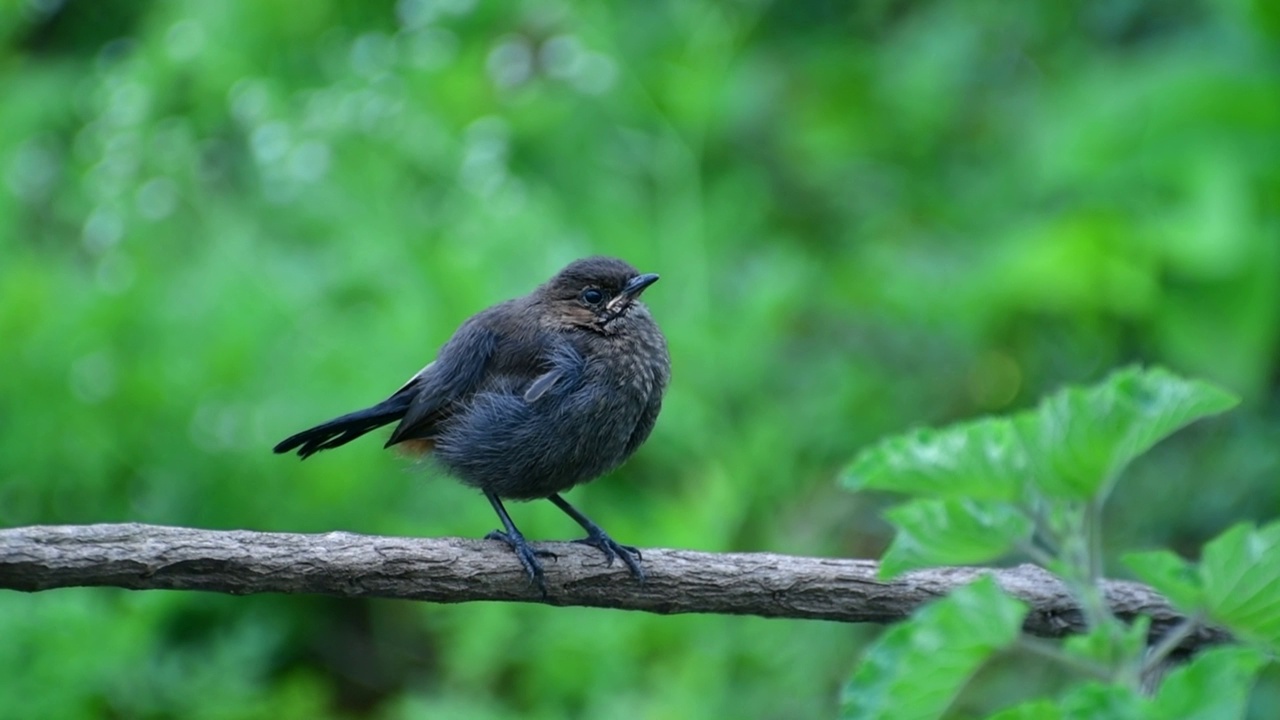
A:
274,256,670,593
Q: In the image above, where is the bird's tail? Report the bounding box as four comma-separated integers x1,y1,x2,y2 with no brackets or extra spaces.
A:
273,396,412,458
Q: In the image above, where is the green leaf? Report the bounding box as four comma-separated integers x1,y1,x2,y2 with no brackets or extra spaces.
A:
879,498,1034,577
1057,681,1147,719
1149,646,1265,720
842,417,1027,501
840,577,1027,720
1123,550,1204,612
1062,616,1149,670
1200,521,1280,649
987,700,1063,720
1018,367,1238,499
993,683,1150,720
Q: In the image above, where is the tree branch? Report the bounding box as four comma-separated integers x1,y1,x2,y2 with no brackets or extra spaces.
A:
0,523,1228,651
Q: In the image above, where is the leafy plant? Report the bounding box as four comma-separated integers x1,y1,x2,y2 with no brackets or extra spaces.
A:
840,367,1277,718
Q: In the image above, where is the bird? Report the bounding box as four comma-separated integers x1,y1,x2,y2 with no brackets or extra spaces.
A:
273,256,670,594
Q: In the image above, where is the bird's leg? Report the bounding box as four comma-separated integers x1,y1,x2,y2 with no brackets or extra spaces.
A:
484,491,556,596
548,493,645,582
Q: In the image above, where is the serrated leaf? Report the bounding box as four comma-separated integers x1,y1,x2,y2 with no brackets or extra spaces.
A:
1018,367,1238,499
1200,521,1280,650
841,577,1027,720
1123,550,1204,612
842,418,1027,501
879,498,1033,578
1149,646,1264,720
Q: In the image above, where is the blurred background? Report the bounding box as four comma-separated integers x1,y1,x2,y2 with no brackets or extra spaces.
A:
2,0,1278,717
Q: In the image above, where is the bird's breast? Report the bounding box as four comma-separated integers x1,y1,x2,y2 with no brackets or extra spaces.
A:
595,322,670,395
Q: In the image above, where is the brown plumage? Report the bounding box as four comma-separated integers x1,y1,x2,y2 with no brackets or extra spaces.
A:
274,256,670,593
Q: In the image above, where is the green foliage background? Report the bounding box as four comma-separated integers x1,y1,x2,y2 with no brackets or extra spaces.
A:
2,0,1277,717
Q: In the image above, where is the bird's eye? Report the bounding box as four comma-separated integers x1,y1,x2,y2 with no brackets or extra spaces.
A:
580,288,605,305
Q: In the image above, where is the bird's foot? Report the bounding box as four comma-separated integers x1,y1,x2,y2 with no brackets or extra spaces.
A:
573,528,645,582
486,530,557,596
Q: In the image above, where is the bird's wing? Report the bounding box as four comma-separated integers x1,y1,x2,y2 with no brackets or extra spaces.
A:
623,395,664,459
390,361,434,397
522,341,586,402
522,369,563,403
385,319,499,446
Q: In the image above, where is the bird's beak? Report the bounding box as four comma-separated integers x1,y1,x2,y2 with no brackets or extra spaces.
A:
603,273,659,320
609,271,660,311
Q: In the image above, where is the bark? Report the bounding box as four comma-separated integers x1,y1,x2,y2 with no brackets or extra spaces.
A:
0,523,1228,651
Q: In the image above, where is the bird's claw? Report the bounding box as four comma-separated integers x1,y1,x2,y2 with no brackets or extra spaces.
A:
573,530,645,582
486,530,556,596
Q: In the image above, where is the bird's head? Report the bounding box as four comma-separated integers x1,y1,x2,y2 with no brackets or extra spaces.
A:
540,256,660,334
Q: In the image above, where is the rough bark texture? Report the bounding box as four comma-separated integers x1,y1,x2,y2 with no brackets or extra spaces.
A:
0,523,1228,650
